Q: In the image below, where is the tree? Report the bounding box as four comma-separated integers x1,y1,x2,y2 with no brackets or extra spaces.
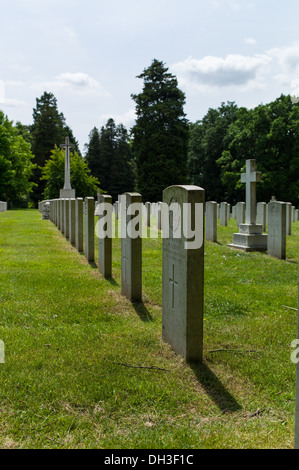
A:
41,147,100,200
216,95,299,205
188,101,239,202
85,119,134,200
131,59,189,201
30,91,79,204
0,110,35,207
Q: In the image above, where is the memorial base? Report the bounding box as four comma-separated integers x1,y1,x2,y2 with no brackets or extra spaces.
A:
228,223,267,252
60,188,76,198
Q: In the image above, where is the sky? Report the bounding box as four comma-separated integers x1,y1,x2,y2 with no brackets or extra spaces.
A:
1,0,299,154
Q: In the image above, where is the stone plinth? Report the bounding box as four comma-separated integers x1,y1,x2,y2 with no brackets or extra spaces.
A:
60,188,76,198
228,223,267,251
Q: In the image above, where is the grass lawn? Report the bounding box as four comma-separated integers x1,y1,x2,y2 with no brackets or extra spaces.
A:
0,209,298,449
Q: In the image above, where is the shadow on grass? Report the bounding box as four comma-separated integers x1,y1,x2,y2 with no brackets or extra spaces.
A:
132,301,154,322
190,362,242,413
107,277,119,287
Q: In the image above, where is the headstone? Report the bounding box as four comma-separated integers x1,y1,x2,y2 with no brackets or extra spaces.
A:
286,202,292,235
114,201,119,220
206,201,217,242
228,160,267,251
256,202,267,232
267,202,286,259
85,197,95,263
232,205,236,219
60,199,65,234
162,185,205,362
97,194,112,278
156,202,162,231
121,193,142,302
75,198,83,252
59,137,76,198
145,202,151,227
227,203,231,221
220,202,227,226
64,199,70,239
41,202,50,220
236,202,245,227
69,198,76,245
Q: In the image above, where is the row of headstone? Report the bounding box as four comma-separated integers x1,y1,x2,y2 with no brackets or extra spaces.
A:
44,185,205,363
0,202,8,212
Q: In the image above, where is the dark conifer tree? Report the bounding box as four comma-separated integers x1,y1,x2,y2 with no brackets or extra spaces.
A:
131,59,189,201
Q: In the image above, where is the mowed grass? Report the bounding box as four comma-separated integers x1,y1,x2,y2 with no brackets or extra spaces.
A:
0,209,298,449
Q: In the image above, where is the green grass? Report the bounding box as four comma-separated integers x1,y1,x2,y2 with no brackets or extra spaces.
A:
0,209,298,449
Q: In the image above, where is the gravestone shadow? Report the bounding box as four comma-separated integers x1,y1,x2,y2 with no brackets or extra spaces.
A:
132,301,153,322
190,362,242,413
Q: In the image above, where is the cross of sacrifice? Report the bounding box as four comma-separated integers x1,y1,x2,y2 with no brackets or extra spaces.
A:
169,264,178,309
60,137,74,190
240,159,262,225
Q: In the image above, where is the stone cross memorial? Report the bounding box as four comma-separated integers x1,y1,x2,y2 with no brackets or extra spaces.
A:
162,185,205,363
228,159,267,251
60,137,76,199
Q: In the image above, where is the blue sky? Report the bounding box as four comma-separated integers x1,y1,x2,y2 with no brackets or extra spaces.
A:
1,0,299,153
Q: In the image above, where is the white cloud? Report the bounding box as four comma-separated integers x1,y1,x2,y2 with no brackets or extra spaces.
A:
244,37,256,45
100,109,136,128
33,73,109,96
172,53,271,91
268,43,299,72
0,80,26,107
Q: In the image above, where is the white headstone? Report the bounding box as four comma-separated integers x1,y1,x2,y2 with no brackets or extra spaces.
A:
206,201,217,242
162,185,205,362
98,194,113,278
267,201,286,259
121,193,142,301
85,197,95,263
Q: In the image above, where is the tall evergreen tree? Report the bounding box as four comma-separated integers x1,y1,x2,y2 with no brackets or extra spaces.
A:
85,119,134,200
131,59,189,201
30,91,78,204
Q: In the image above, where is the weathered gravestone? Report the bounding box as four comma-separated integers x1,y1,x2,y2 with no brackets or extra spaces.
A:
64,199,70,240
236,202,245,227
162,185,205,362
267,201,286,259
97,194,113,278
69,198,76,245
75,198,83,252
220,202,227,226
228,160,267,251
121,193,142,302
256,202,267,232
41,202,50,220
85,197,95,263
206,201,217,242
286,202,292,236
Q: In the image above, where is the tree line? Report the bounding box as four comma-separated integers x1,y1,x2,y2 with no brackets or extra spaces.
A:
0,59,299,208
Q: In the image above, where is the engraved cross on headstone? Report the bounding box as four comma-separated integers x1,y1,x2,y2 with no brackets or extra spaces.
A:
169,264,178,309
60,137,74,190
240,159,262,224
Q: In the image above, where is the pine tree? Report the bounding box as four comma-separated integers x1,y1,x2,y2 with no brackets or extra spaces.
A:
131,59,189,201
